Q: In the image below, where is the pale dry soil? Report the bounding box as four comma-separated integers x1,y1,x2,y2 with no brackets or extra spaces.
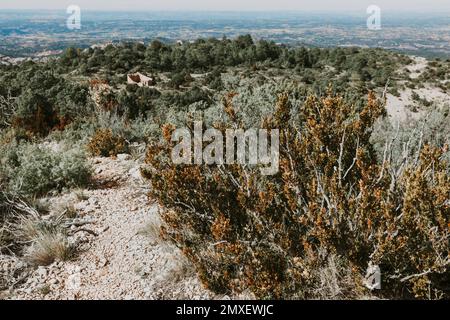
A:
1,156,223,300
385,56,449,123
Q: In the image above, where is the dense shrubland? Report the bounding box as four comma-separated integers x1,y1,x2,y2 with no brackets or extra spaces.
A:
0,36,448,299
0,36,414,136
53,35,408,77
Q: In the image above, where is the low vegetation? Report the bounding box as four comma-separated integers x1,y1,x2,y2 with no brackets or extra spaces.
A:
0,142,91,197
0,36,448,299
144,91,449,299
87,128,128,157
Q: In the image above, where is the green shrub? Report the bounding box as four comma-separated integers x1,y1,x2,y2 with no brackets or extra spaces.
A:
1,143,91,197
13,90,56,136
169,70,193,89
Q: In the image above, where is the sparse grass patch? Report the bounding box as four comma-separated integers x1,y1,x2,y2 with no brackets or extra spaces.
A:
63,203,78,219
16,212,62,243
28,198,51,215
310,253,366,300
51,201,78,219
1,190,34,253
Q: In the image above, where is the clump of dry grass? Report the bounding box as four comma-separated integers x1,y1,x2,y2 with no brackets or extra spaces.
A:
17,213,60,243
139,221,160,239
309,252,367,300
1,190,77,278
138,214,163,244
12,203,76,266
51,201,78,219
28,198,51,215
25,231,75,266
0,190,33,253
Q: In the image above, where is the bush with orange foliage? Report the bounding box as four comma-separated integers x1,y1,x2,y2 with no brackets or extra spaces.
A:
87,128,128,157
143,90,449,299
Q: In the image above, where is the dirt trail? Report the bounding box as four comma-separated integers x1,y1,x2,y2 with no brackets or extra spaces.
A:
7,157,214,300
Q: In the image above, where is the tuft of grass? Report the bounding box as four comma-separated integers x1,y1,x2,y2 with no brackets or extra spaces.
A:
16,210,76,266
138,215,163,244
26,231,75,266
1,191,38,253
63,203,78,219
17,214,60,243
29,198,51,215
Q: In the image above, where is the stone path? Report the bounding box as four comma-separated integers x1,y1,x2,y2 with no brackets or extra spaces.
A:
5,156,214,300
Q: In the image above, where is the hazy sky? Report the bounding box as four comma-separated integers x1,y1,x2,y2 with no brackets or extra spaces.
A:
1,0,450,12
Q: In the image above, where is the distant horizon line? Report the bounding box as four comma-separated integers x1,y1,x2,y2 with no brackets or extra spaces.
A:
1,8,450,14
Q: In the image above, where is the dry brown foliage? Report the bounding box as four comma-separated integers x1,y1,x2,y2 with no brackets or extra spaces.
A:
87,128,128,157
143,90,449,299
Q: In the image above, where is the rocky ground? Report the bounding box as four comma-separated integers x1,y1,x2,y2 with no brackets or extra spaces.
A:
385,56,449,123
1,155,221,300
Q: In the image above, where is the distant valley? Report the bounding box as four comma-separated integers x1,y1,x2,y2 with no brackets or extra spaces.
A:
0,10,449,59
